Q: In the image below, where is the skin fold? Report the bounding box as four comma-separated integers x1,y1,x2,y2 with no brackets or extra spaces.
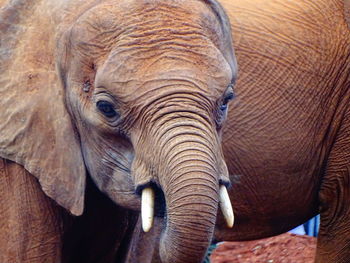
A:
0,0,236,262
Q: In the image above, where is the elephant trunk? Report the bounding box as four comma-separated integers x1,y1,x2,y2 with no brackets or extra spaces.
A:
159,166,219,263
133,102,233,263
154,117,223,263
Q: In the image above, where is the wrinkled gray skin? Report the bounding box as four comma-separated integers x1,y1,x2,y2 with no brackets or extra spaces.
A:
0,0,237,262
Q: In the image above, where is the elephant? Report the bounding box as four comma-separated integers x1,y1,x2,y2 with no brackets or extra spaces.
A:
216,1,350,263
0,0,237,262
126,0,350,263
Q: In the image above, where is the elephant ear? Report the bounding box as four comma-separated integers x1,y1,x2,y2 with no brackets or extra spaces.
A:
0,2,86,215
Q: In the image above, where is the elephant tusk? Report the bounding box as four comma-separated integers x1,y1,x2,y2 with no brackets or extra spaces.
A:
141,187,155,232
219,185,234,228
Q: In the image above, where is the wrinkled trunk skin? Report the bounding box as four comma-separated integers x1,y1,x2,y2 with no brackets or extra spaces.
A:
154,122,221,263
132,97,226,263
159,171,219,263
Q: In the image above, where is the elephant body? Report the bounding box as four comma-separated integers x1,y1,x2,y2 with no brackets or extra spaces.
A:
216,1,350,262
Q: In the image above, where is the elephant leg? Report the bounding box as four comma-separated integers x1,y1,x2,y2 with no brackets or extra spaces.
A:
317,112,350,263
0,158,66,263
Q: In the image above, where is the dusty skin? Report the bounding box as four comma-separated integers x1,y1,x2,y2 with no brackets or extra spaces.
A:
1,0,350,263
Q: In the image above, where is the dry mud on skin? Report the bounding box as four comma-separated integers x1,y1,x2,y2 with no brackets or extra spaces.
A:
211,233,316,263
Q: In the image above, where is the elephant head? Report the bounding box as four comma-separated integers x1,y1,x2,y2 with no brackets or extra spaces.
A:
0,0,236,262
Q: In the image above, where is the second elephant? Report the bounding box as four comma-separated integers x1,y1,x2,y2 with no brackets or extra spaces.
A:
219,1,350,262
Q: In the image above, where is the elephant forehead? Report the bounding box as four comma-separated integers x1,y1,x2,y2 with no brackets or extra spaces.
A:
95,50,232,97
70,0,227,58
104,0,222,31
80,1,234,97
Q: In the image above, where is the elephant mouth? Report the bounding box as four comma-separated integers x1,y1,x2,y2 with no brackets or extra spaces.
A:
152,185,166,218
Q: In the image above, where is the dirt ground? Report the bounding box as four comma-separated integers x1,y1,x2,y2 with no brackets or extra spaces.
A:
211,233,316,263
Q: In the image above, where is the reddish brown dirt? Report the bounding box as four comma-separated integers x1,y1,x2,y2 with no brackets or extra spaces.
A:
211,233,316,263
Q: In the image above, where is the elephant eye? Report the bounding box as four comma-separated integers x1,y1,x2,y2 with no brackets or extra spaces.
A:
96,100,117,118
220,103,228,111
220,84,235,112
216,84,235,129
